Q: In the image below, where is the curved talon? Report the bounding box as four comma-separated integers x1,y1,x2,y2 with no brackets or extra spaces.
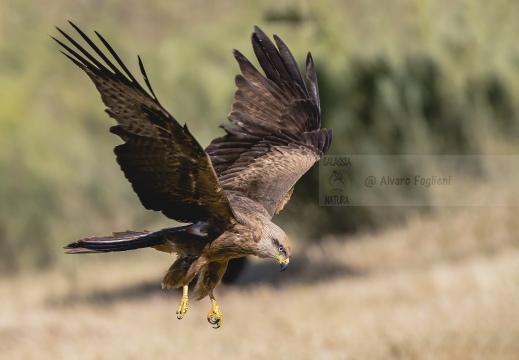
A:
207,298,223,329
207,314,222,329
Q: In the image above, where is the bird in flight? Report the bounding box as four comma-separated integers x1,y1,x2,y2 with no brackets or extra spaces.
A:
54,22,332,328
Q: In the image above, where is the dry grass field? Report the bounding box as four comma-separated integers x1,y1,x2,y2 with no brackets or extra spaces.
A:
1,174,518,359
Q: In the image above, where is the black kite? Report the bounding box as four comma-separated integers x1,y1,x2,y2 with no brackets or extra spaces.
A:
54,22,332,328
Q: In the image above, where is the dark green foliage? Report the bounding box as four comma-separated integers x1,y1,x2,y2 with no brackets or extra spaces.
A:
467,74,517,135
278,55,517,241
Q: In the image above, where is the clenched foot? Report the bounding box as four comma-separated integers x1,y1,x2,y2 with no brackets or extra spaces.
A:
207,298,223,329
176,285,189,320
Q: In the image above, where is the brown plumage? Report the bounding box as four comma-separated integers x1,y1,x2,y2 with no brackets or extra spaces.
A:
54,22,332,328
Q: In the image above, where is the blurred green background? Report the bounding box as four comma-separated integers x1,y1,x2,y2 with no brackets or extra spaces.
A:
1,0,518,275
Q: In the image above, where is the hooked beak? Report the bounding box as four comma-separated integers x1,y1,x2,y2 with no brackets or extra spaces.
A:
279,258,290,272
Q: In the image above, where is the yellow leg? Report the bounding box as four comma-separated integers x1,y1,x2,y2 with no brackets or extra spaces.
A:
207,295,223,329
176,285,189,320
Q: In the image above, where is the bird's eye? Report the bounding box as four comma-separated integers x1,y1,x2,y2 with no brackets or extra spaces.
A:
279,246,284,253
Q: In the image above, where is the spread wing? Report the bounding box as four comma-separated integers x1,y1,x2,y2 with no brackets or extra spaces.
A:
54,22,235,227
206,26,332,218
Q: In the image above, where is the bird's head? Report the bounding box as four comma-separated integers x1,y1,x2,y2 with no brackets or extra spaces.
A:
256,222,291,271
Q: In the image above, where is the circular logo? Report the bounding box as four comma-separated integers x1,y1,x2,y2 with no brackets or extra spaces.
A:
322,169,352,194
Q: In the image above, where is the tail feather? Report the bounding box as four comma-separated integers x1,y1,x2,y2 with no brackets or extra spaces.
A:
65,227,187,254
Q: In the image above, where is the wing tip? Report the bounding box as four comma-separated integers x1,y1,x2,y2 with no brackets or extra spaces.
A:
253,25,264,36
306,52,314,66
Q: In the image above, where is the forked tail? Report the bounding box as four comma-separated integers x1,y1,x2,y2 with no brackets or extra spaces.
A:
65,226,189,254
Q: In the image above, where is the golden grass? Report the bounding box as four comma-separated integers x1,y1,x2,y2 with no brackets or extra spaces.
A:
1,190,518,359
